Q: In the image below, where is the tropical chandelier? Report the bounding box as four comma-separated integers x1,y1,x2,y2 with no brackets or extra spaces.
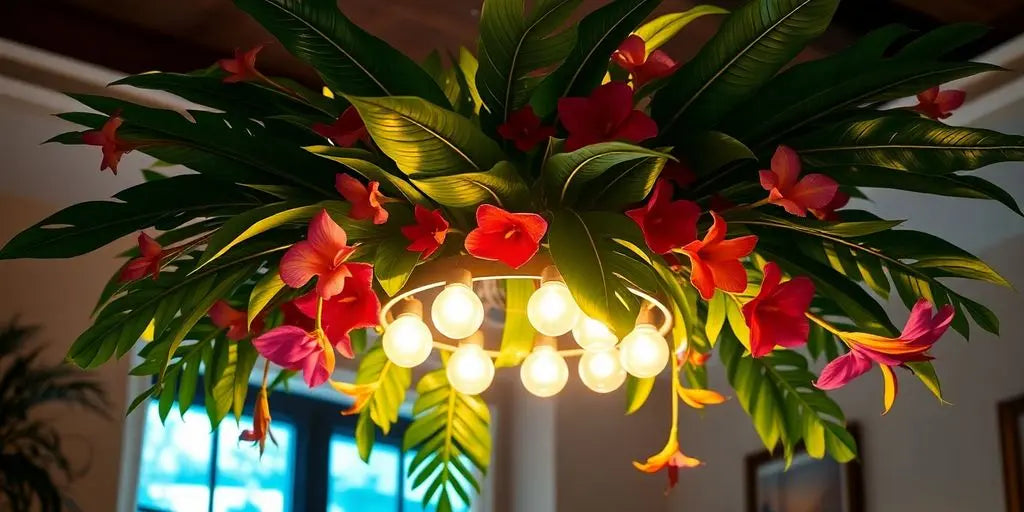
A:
2,0,1022,509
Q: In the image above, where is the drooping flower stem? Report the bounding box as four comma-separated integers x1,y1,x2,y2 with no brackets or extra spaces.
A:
261,358,271,389
804,311,845,338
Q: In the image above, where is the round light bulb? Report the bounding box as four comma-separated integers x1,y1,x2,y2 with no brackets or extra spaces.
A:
578,348,627,393
520,346,569,398
446,343,495,395
431,283,485,340
618,324,669,378
571,315,618,351
526,281,581,336
382,313,433,368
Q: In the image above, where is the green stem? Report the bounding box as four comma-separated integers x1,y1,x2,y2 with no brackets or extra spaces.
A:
261,359,271,389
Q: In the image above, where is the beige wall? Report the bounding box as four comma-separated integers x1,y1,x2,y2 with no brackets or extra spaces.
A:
0,194,131,511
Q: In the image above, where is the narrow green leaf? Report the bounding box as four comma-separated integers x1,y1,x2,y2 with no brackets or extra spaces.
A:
411,161,532,210
248,269,286,329
495,279,537,367
625,376,655,414
704,291,727,345
374,236,421,296
356,409,376,462
633,6,729,53
306,146,432,205
233,340,259,422
542,142,670,206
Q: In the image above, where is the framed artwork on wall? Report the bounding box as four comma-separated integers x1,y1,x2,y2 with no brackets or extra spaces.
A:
745,425,863,512
999,395,1024,512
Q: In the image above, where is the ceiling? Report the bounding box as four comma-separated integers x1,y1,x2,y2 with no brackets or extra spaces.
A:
1,0,1021,88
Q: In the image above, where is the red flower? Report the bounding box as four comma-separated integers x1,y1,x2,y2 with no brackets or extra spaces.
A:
81,114,139,174
219,45,264,84
810,190,850,221
557,82,658,152
465,204,547,269
497,106,556,152
279,209,371,300
119,232,163,282
626,179,700,254
280,300,315,332
914,86,965,120
209,300,263,341
612,35,680,87
401,205,450,259
633,438,703,494
313,107,370,148
661,160,696,189
759,146,838,217
239,388,273,455
335,174,393,225
293,265,380,359
742,262,814,358
679,212,757,300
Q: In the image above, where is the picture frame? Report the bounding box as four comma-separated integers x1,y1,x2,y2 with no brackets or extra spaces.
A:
745,424,864,512
999,395,1024,512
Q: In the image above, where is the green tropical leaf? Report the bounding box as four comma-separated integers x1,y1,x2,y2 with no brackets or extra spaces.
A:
633,6,729,52
355,408,376,462
495,279,537,367
346,95,505,177
456,47,484,115
234,0,450,108
355,345,412,435
625,376,655,414
248,269,286,329
704,291,727,346
680,131,756,176
792,114,1024,173
305,146,432,205
906,360,948,405
374,236,421,296
411,161,532,210
530,0,661,117
233,340,259,421
651,0,839,140
579,156,666,210
897,23,989,60
542,142,670,206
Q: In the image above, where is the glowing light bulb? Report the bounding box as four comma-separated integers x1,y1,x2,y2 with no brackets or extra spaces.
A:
571,315,618,351
446,342,495,395
382,313,433,368
578,348,627,393
431,283,484,340
520,345,569,398
618,324,669,378
527,281,580,336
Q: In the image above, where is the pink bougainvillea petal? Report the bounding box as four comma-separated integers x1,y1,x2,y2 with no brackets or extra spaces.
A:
815,350,873,390
253,326,319,369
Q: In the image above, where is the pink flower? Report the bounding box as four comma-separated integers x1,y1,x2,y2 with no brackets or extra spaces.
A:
611,35,680,87
335,174,393,225
119,232,163,282
742,262,814,357
279,209,371,300
401,205,450,259
497,106,556,151
914,86,966,120
633,437,703,494
253,325,334,388
464,204,547,269
209,300,263,341
81,114,140,174
678,212,758,300
626,179,700,254
557,82,658,152
759,146,839,217
313,107,370,147
816,299,954,414
219,45,264,83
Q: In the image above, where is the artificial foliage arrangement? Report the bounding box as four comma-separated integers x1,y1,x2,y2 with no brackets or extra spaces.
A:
3,0,1024,507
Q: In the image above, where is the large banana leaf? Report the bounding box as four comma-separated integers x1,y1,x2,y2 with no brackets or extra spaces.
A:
476,0,581,130
542,142,669,206
651,0,839,141
234,0,451,108
411,161,532,211
792,114,1024,173
346,95,505,177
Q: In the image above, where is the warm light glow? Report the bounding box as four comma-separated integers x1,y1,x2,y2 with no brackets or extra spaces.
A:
571,315,618,351
578,348,627,393
526,281,581,336
431,283,485,340
618,324,669,378
520,346,569,397
446,343,495,395
382,313,433,368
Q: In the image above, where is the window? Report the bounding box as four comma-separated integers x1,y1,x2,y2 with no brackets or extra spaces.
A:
135,385,476,512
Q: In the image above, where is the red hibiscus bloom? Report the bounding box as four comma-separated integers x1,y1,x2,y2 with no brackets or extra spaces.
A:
81,114,140,174
279,209,371,300
465,204,547,269
120,232,163,282
742,262,814,358
633,437,703,494
209,300,263,341
293,265,380,359
759,146,838,217
219,45,265,84
239,388,273,455
253,325,333,388
914,86,966,120
313,107,370,148
626,179,700,254
612,35,680,87
497,106,556,152
280,299,315,331
816,299,953,414
810,190,850,221
661,160,696,189
335,174,393,225
678,212,758,300
401,205,450,259
557,82,658,152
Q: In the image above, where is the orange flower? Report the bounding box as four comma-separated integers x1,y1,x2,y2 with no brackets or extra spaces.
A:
81,114,141,174
330,380,377,415
239,388,274,456
219,45,265,84
633,437,703,493
119,232,164,282
676,385,727,410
